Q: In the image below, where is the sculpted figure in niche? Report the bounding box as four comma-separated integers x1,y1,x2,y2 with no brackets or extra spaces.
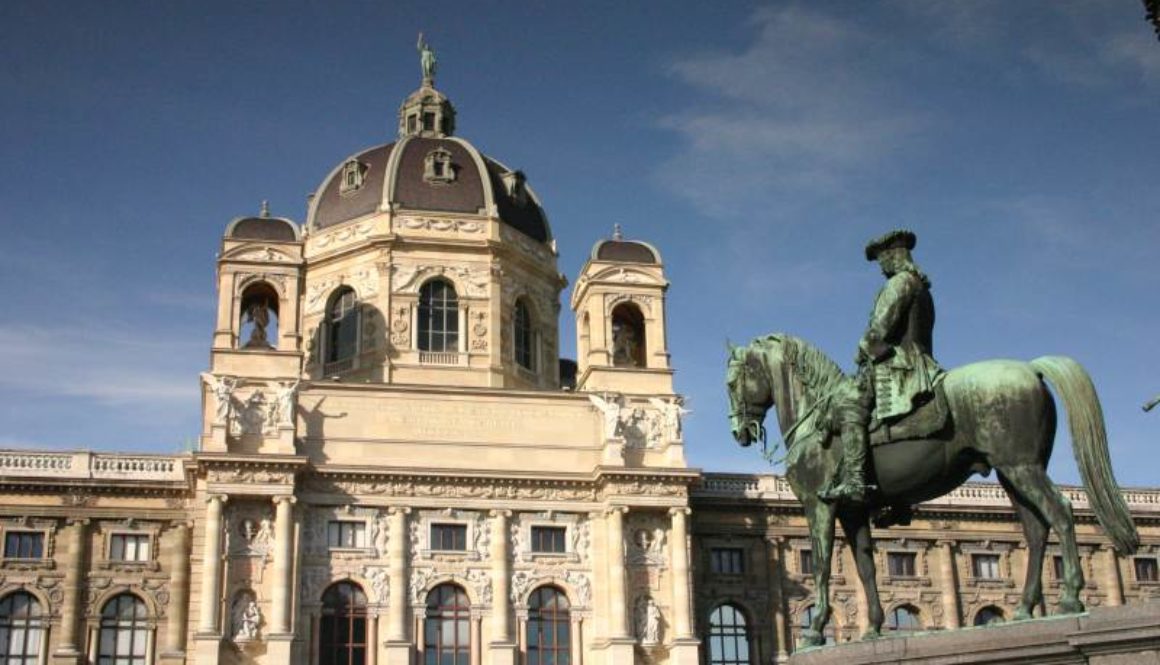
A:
273,379,300,427
611,303,646,367
635,596,661,645
232,596,261,641
244,300,272,348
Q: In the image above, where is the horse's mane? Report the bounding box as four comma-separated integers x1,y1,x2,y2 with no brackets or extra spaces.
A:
757,334,846,403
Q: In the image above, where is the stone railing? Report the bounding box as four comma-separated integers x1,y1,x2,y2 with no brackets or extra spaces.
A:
0,450,185,481
695,473,1160,513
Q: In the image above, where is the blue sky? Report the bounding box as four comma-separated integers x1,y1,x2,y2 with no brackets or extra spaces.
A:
1,2,1158,488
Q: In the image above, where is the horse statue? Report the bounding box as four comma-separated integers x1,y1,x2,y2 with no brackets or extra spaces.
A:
725,334,1139,645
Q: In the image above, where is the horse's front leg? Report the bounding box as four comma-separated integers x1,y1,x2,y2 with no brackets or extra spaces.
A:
839,507,884,639
802,498,837,647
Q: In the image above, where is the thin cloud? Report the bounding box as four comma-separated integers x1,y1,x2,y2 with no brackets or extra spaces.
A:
656,6,928,218
0,324,200,409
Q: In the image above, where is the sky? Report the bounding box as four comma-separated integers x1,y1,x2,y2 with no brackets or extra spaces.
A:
1,1,1158,488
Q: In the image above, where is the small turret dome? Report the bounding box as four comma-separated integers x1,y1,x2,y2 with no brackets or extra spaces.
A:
226,201,300,241
590,226,661,264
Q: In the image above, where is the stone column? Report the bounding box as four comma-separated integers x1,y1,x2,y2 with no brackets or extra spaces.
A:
198,494,227,633
1102,545,1124,606
606,506,629,638
384,507,412,665
938,541,961,629
668,508,693,638
55,518,87,660
766,536,790,662
162,522,191,657
271,496,296,633
490,510,516,665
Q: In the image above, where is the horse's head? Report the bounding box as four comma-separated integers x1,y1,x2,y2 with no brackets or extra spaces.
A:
725,341,774,447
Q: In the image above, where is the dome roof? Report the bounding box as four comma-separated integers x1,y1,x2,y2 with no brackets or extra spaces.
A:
226,205,300,242
591,237,661,264
306,136,552,243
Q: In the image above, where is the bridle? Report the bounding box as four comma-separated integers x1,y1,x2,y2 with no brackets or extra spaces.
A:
728,347,771,447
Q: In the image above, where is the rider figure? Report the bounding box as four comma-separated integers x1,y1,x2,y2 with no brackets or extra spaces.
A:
820,230,941,504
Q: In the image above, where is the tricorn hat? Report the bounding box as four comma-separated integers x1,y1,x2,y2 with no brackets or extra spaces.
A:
865,229,916,261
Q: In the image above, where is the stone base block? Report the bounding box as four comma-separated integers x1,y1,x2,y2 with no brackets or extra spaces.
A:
788,604,1160,665
265,633,294,662
51,649,84,665
669,638,702,665
489,641,518,665
594,637,637,665
384,639,413,665
192,634,223,665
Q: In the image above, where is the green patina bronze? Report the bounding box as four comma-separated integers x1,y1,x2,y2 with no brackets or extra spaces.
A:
417,32,437,84
724,233,1139,647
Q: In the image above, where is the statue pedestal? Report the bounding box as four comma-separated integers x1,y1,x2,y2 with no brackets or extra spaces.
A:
669,638,701,665
602,439,625,465
593,637,636,665
264,633,293,662
787,604,1160,665
203,424,228,452
488,641,518,665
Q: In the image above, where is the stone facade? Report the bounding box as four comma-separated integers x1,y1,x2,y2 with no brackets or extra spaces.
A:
0,58,1157,665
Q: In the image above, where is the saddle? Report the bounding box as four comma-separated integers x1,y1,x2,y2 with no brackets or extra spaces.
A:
868,379,950,447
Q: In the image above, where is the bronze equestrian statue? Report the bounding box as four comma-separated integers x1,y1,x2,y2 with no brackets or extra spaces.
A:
725,231,1139,646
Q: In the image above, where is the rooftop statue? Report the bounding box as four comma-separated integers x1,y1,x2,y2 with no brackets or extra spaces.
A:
417,32,437,85
725,231,1139,647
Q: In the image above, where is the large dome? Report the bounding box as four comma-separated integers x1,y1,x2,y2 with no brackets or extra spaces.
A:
306,122,552,243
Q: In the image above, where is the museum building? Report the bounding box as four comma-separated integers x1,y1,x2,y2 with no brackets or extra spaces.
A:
0,63,1156,665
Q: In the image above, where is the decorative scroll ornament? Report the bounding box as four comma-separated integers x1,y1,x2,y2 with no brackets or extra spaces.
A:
391,263,490,297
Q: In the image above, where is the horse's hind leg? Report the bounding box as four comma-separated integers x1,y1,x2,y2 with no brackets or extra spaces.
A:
801,498,837,647
838,507,884,639
998,471,1048,620
996,464,1085,614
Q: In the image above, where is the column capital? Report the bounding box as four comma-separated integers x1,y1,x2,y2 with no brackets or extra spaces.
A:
936,539,958,549
490,509,513,519
65,517,90,527
604,505,629,517
667,507,691,518
389,506,412,516
206,493,229,505
272,495,297,506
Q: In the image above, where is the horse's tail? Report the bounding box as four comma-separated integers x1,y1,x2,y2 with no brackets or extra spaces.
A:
1031,356,1139,554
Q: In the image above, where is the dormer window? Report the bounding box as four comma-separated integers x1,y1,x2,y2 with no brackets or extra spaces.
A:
502,170,528,206
423,112,436,132
339,159,368,195
407,114,418,134
424,149,456,184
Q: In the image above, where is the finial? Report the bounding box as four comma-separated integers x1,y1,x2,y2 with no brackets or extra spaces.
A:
613,223,623,241
260,200,270,218
417,32,437,85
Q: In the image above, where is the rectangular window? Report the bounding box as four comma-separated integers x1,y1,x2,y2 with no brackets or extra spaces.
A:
1135,557,1159,583
422,112,435,131
710,547,745,575
887,552,917,577
799,549,814,576
430,523,467,551
327,521,367,549
4,531,44,559
110,534,151,562
1052,555,1065,580
972,554,1001,579
530,526,567,554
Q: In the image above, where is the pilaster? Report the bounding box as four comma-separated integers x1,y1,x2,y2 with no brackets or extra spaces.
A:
52,518,87,664
938,540,962,629
384,507,412,665
159,521,192,663
489,510,517,665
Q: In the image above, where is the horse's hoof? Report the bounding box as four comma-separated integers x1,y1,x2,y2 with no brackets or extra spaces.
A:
1013,608,1032,621
861,629,882,641
800,629,825,647
1058,599,1085,615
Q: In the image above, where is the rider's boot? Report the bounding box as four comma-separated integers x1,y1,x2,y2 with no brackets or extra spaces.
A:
819,425,868,503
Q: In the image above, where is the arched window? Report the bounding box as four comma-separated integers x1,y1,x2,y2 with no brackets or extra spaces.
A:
240,282,279,350
326,288,359,365
797,604,836,646
706,603,751,665
527,586,570,665
320,582,368,665
98,593,149,665
974,606,1004,626
418,280,459,353
885,604,922,633
514,299,535,371
0,591,44,664
424,584,470,665
610,303,646,368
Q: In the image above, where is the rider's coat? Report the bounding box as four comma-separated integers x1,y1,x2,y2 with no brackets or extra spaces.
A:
860,268,941,420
